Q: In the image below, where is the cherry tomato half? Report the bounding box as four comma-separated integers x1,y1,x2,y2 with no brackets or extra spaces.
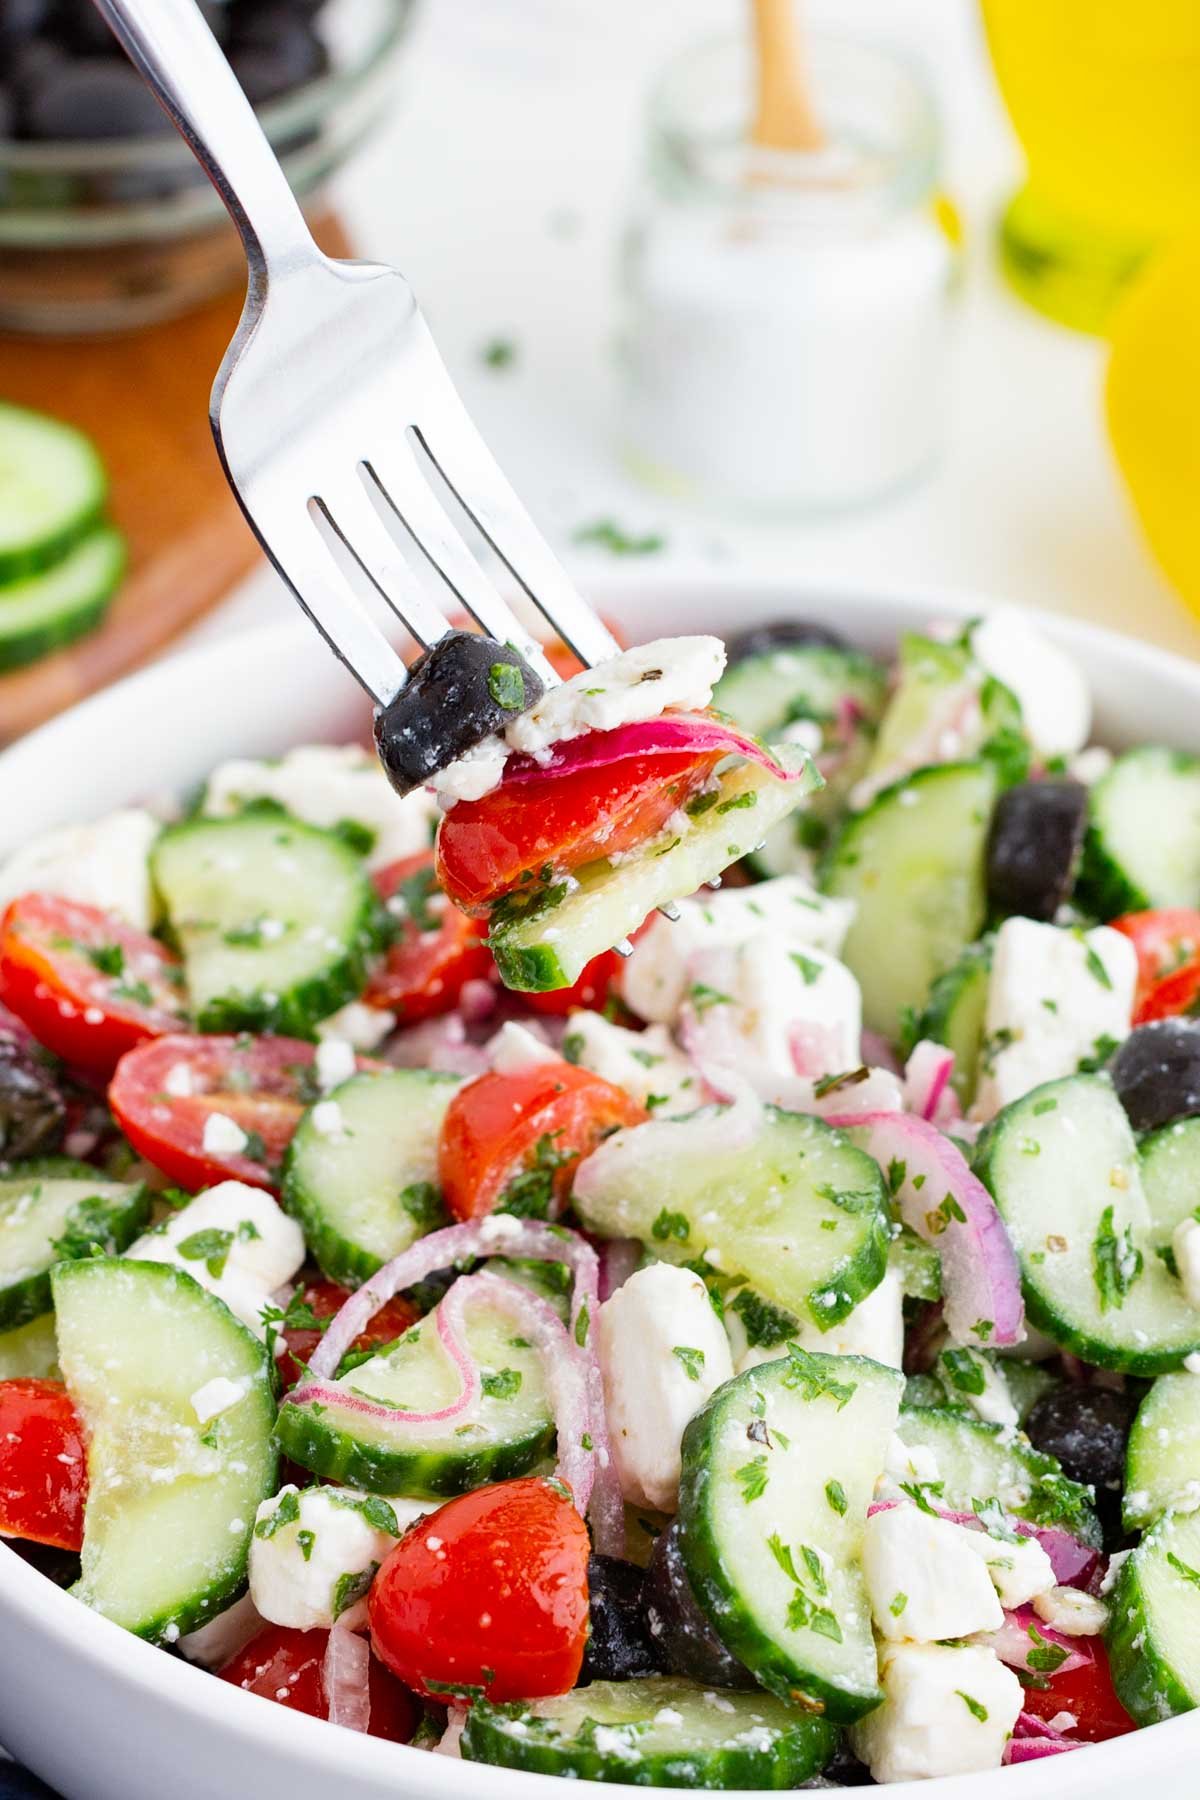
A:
434,743,723,915
1111,909,1200,1024
219,1623,417,1741
109,1033,334,1193
362,853,492,1023
0,1379,87,1552
369,1477,590,1703
1018,1639,1135,1743
438,1063,645,1222
0,894,185,1076
277,1279,420,1389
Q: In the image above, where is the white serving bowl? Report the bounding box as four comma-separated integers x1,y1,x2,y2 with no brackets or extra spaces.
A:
0,573,1196,1800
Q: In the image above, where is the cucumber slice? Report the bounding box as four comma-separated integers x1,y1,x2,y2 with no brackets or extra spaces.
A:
679,1349,904,1722
1082,746,1200,915
714,646,888,740
488,749,819,993
572,1105,890,1329
918,937,993,1106
861,635,1027,794
281,1069,459,1287
822,762,997,1042
895,1405,1100,1543
1107,1508,1200,1724
999,1359,1060,1426
0,1158,149,1333
0,526,125,674
0,401,107,581
276,1284,554,1496
1124,1374,1200,1531
462,1677,839,1788
891,1227,942,1302
52,1256,277,1642
0,1311,59,1380
152,811,390,1038
975,1074,1200,1375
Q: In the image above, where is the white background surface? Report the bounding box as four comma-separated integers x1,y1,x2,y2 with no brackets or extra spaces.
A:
195,0,1200,661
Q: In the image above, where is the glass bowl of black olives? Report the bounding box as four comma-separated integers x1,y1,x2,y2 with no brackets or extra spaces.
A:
0,0,417,334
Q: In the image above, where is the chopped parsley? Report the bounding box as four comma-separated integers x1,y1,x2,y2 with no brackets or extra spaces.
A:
789,951,823,986
736,1456,770,1502
499,1132,577,1220
488,661,526,712
84,942,125,976
687,982,732,1015
957,1692,988,1724
825,1479,848,1516
481,1368,523,1401
781,1343,857,1410
573,519,665,557
1093,1203,1143,1312
940,1348,987,1397
813,1066,870,1099
481,337,517,369
254,1489,301,1539
296,1529,316,1563
651,1208,691,1244
889,1592,908,1618
671,1345,705,1382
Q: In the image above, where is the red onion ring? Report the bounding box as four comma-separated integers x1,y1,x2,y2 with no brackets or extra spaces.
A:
975,1604,1089,1677
323,1616,371,1734
500,713,809,788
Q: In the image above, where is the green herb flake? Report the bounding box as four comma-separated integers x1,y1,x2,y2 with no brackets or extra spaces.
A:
789,951,823,986
957,1692,988,1723
736,1456,770,1503
825,1479,848,1516
481,1368,523,1401
890,1592,908,1618
651,1208,691,1244
573,519,665,557
781,1344,858,1410
297,1529,316,1563
254,1489,301,1539
1093,1203,1143,1312
672,1345,705,1382
488,661,526,712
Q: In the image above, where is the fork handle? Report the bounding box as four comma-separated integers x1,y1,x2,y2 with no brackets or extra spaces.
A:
91,0,321,276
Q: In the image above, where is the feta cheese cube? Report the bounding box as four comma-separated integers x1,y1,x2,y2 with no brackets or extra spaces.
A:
861,1504,1004,1642
315,1036,356,1092
970,610,1092,759
202,1112,248,1158
316,1000,396,1051
248,1484,401,1630
851,1641,1023,1782
1173,1217,1200,1310
202,744,436,871
961,1529,1056,1609
127,1182,304,1336
680,933,861,1094
597,1263,734,1511
190,1375,251,1425
0,808,159,930
621,876,856,1025
972,918,1136,1120
563,1012,700,1114
875,1434,942,1506
1032,1585,1109,1636
487,1020,561,1076
506,637,726,760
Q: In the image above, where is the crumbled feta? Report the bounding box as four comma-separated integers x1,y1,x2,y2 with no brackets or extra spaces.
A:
940,1349,1019,1431
248,1484,401,1630
875,1434,941,1505
681,933,862,1095
1173,1218,1200,1310
486,1020,561,1076
201,1112,249,1158
765,1268,903,1373
310,1100,346,1140
971,918,1136,1120
970,610,1092,759
850,1641,1023,1782
1099,1549,1131,1595
961,1529,1056,1610
861,1504,1004,1643
507,636,726,760
316,1001,396,1051
190,1375,251,1425
597,1263,734,1511
315,1036,356,1092
428,737,510,805
177,1593,264,1669
127,1182,304,1337
476,1212,526,1247
1032,1585,1109,1636
0,808,160,929
564,1012,699,1114
202,744,437,870
163,1062,196,1098
622,876,855,1026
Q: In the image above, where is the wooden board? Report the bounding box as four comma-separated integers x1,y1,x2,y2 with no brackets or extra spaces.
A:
0,211,353,745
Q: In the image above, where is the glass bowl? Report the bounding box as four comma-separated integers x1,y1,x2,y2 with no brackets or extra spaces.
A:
0,0,417,336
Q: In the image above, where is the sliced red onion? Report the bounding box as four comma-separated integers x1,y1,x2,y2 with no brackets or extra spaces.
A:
827,1110,1023,1348
1015,1710,1074,1742
860,1030,903,1076
1005,1737,1083,1764
903,1039,958,1125
973,1604,1089,1677
458,978,499,1024
323,1616,371,1734
299,1294,481,1426
598,1238,642,1302
384,1014,491,1078
501,713,809,788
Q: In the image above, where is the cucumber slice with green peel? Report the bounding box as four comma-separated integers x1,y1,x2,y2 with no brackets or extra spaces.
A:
714,645,888,740
276,1286,554,1496
0,401,107,581
1124,1374,1200,1531
679,1349,904,1722
152,810,391,1038
917,937,993,1106
0,526,125,674
572,1105,890,1329
890,1227,942,1302
0,1311,59,1380
281,1070,459,1287
895,1405,1101,1543
461,1677,839,1788
861,634,1027,795
975,1075,1200,1375
1107,1508,1200,1724
53,1256,277,1642
0,1159,149,1332
1081,746,1200,916
822,762,997,1042
1138,1115,1200,1241
488,749,819,993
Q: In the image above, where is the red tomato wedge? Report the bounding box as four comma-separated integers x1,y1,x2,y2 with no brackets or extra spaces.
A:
363,853,492,1023
438,1062,646,1221
277,1279,420,1389
0,1379,87,1552
219,1623,417,1741
0,894,185,1076
369,1477,590,1703
109,1033,334,1192
434,744,723,915
1111,909,1200,1024
1018,1640,1136,1742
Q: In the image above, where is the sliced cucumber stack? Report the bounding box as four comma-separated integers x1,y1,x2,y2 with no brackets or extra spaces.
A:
0,401,107,581
488,749,819,992
918,937,992,1106
1124,1374,1200,1531
823,762,997,1041
462,1677,839,1788
276,1285,554,1496
679,1348,903,1721
1082,746,1200,915
976,1074,1200,1374
895,1404,1100,1542
572,1105,890,1328
862,633,1026,794
0,1158,149,1333
0,526,125,674
152,810,390,1038
282,1069,459,1287
53,1256,277,1643
1108,1508,1200,1724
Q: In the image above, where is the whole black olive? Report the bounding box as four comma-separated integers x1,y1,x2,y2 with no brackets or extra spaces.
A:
985,780,1087,923
579,1555,662,1684
0,1035,66,1162
641,1520,757,1689
724,619,848,666
227,6,327,104
21,57,171,139
1025,1383,1137,1546
374,631,546,797
1111,1020,1200,1133
805,1741,875,1787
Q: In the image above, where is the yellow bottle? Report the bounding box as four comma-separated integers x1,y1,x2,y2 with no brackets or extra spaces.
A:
981,0,1200,331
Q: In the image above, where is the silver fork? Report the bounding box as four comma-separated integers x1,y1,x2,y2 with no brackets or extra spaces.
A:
91,0,689,936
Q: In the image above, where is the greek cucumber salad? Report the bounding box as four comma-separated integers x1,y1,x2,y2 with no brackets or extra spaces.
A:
4,608,1200,1786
